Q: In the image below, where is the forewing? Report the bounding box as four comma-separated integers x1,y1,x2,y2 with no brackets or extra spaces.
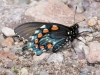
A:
14,22,45,40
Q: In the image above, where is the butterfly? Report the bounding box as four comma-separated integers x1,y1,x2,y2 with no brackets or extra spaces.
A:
14,22,79,56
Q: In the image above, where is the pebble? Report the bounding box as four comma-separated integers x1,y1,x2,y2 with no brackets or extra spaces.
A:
7,61,15,68
80,73,88,75
33,53,49,61
76,0,85,13
93,31,100,37
0,51,18,60
3,0,31,5
95,0,100,2
98,20,100,25
1,27,16,36
47,53,63,64
20,68,28,75
0,72,3,75
85,36,93,42
78,37,86,43
40,70,48,75
88,41,100,63
88,17,97,26
79,27,94,34
81,66,90,74
2,37,14,47
3,47,10,52
25,0,84,26
0,34,4,48
61,0,68,3
95,68,100,75
73,40,89,59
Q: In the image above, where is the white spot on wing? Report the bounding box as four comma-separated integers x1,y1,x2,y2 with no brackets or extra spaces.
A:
40,25,46,28
69,36,71,38
67,32,70,35
66,38,68,41
31,36,34,40
35,30,39,34
53,41,57,45
53,25,57,27
29,43,31,47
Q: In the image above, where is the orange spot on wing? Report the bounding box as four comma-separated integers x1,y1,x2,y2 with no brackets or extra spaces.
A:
38,33,43,38
51,25,59,30
40,46,44,49
35,39,38,43
43,29,49,33
47,43,52,49
35,44,38,47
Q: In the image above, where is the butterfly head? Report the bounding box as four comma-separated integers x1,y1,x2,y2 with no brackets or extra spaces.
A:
68,23,79,41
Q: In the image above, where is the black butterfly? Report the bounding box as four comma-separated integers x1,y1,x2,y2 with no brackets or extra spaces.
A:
14,22,79,56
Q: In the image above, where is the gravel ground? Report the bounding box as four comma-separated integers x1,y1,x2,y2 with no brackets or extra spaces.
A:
0,0,100,75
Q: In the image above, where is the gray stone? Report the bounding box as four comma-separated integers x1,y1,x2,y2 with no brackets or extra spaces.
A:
2,27,15,36
80,73,88,75
40,70,48,75
3,0,31,5
76,0,85,13
87,41,100,63
47,53,63,64
0,34,4,48
20,68,28,75
25,0,85,26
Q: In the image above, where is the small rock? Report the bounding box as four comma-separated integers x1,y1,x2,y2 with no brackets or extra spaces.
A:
25,0,85,26
7,61,15,68
80,66,90,74
95,0,100,2
93,31,100,37
88,41,100,63
33,53,49,61
0,34,4,48
81,66,95,74
2,37,14,47
98,20,100,25
85,36,93,42
20,68,28,75
29,0,38,6
0,51,18,60
78,37,86,43
77,52,85,60
3,0,31,5
76,0,85,13
40,70,48,75
73,40,89,59
3,47,10,52
47,53,63,64
61,0,68,3
80,73,88,75
95,68,100,75
0,71,3,75
79,27,94,33
88,17,97,26
2,27,15,36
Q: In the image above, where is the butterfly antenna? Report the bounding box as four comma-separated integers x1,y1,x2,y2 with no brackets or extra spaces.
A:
74,6,85,24
74,6,77,24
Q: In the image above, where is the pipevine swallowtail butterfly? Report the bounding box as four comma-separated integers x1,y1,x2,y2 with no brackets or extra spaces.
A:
14,22,79,56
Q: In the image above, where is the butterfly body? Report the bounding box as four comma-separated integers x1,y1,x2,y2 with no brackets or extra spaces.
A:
14,22,79,56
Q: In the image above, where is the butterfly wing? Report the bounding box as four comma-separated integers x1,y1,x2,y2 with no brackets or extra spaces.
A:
14,22,71,55
14,22,45,40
